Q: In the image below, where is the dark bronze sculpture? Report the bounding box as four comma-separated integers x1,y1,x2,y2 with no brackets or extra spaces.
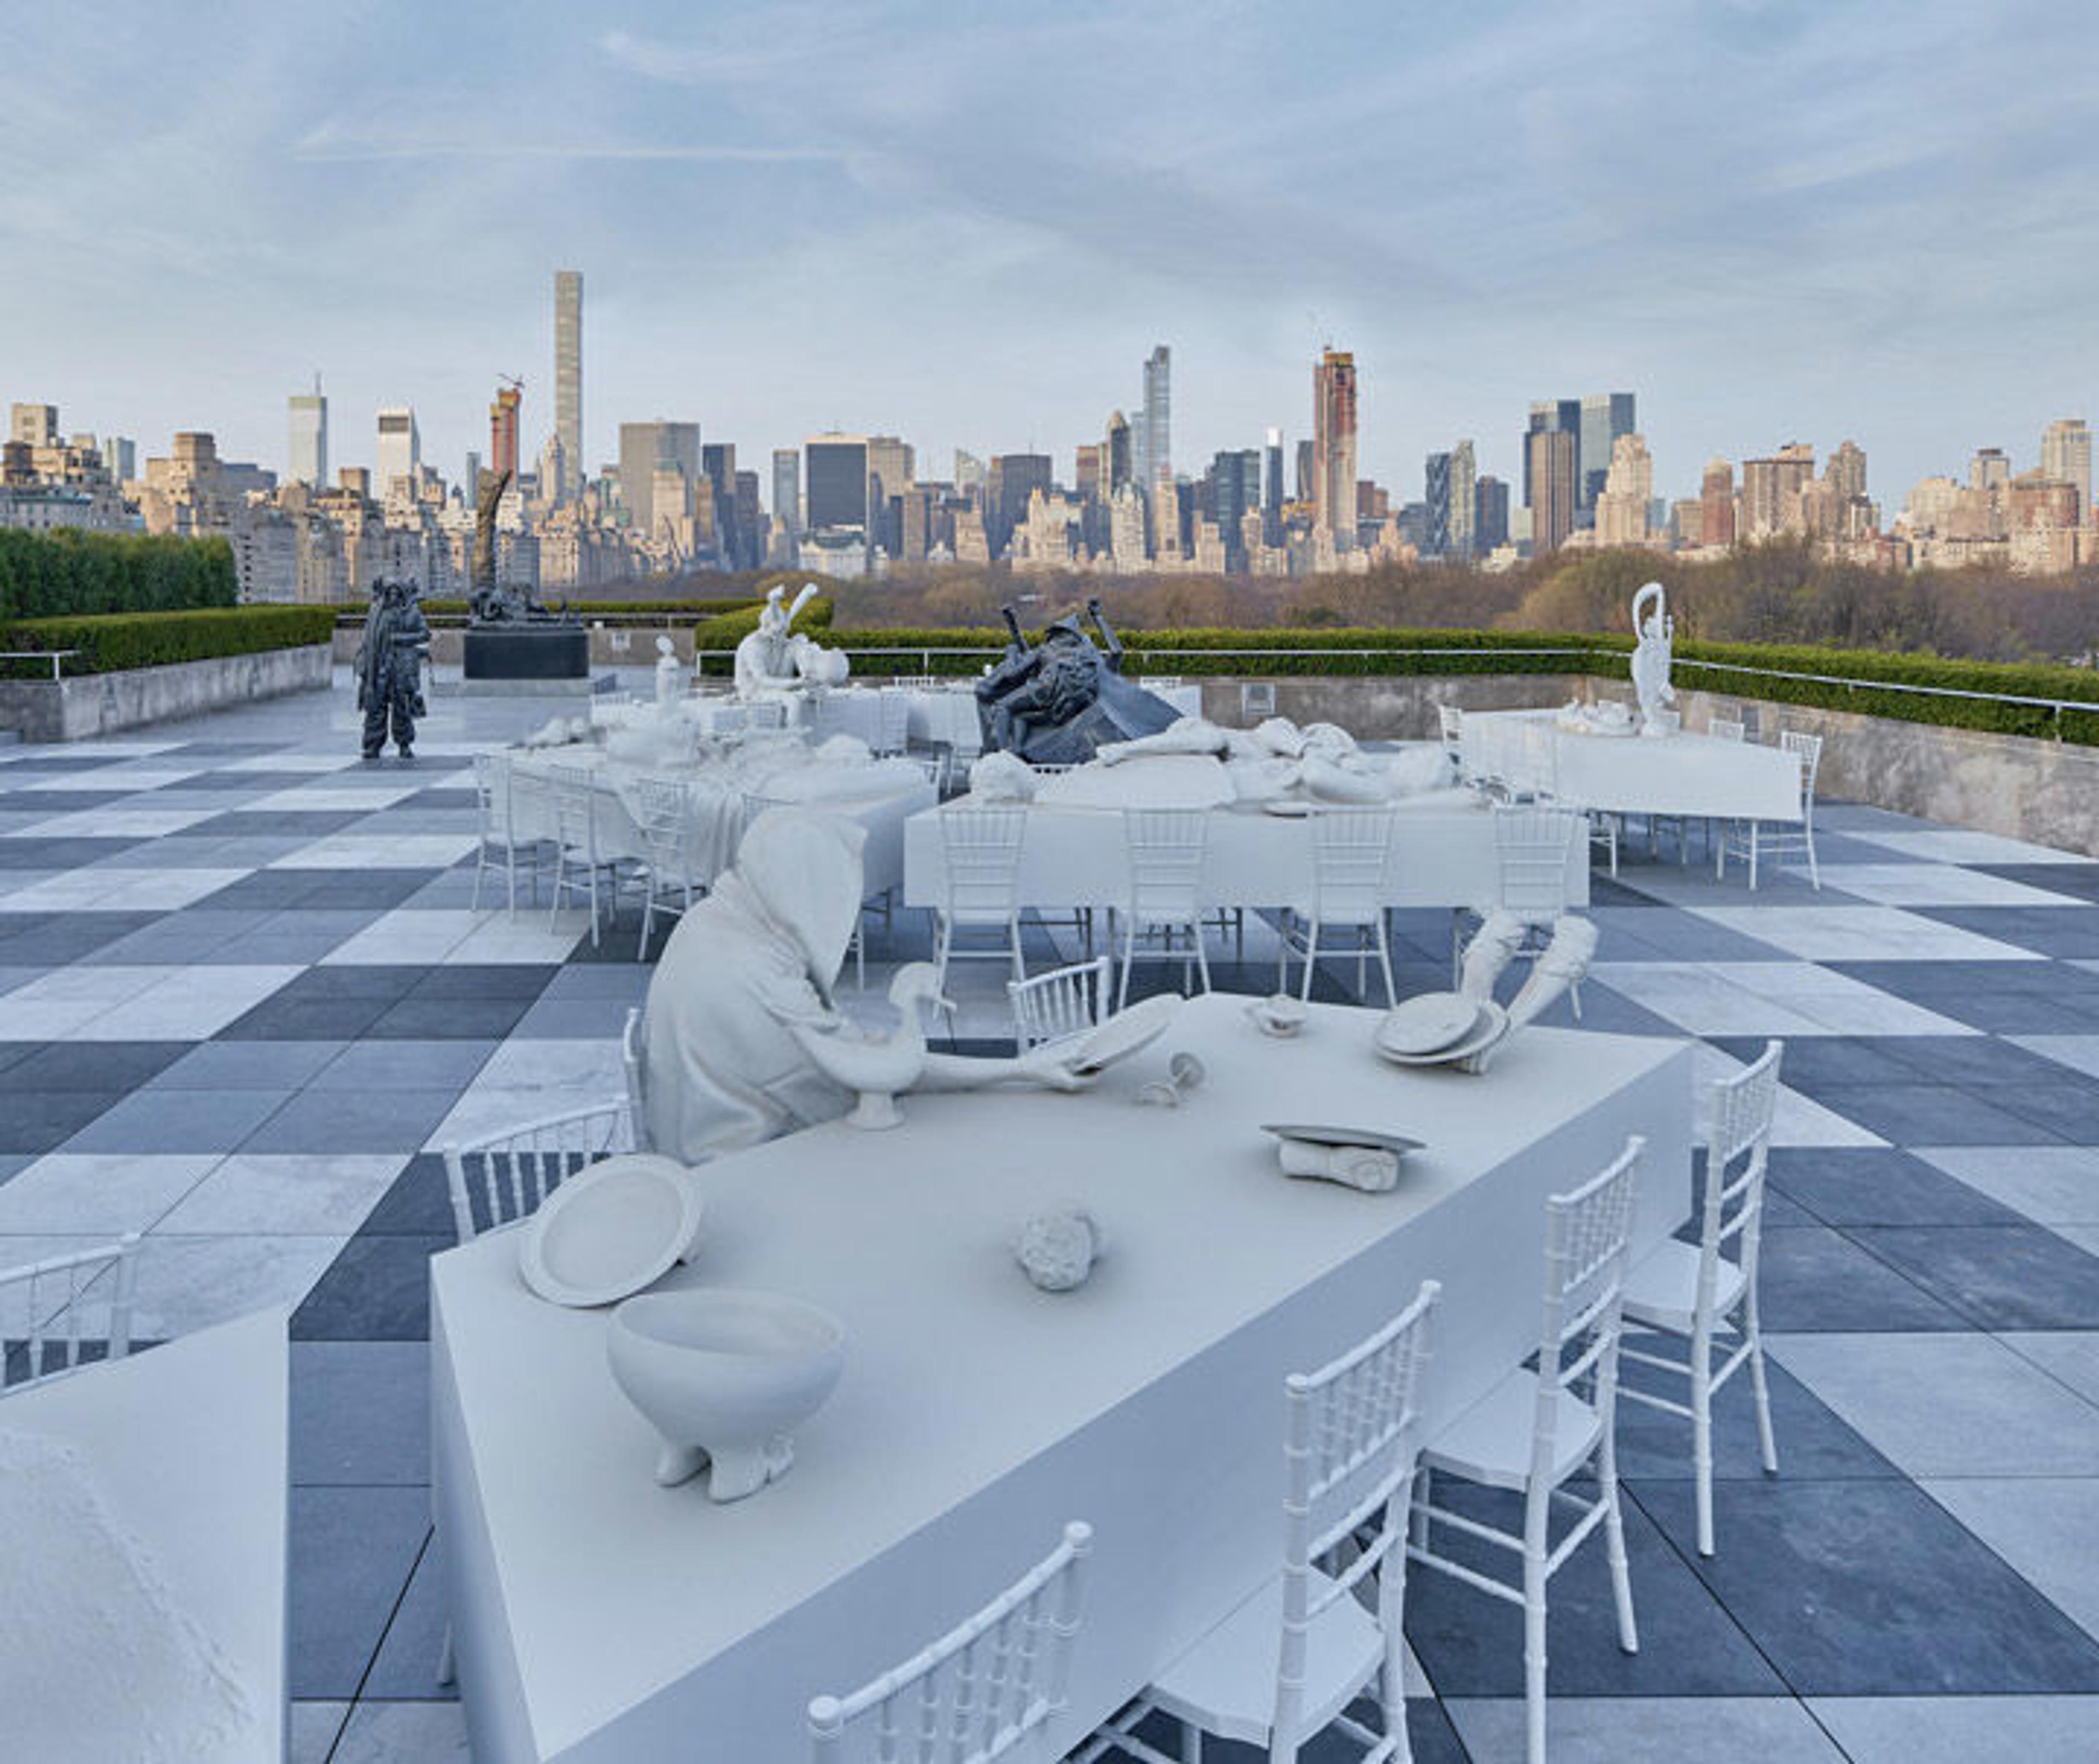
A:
468,468,573,626
975,597,1178,765
355,576,431,758
462,468,587,680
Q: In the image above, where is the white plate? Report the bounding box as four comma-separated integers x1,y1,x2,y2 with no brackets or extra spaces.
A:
1261,799,1312,817
519,1153,703,1309
1069,993,1183,1075
1371,1000,1511,1067
1261,1124,1424,1155
1375,993,1483,1056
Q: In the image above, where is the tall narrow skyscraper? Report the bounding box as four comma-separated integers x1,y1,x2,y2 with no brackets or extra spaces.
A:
2042,418,2091,510
1311,349,1358,541
1263,427,1284,539
288,378,327,488
771,448,801,537
1447,439,1477,558
554,271,583,503
490,384,521,484
1142,346,1171,499
375,406,419,498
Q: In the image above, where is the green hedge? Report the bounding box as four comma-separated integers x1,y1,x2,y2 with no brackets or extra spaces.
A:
692,596,837,654
690,617,2099,744
342,594,764,625
0,530,237,619
0,607,336,678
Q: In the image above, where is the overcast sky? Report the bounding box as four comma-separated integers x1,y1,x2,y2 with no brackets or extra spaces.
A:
3,1,2093,509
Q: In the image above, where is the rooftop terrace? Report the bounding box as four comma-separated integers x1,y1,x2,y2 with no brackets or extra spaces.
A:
5,674,2099,1762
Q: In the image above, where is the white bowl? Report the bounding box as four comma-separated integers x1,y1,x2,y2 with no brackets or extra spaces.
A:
1245,993,1308,1038
607,1288,846,1501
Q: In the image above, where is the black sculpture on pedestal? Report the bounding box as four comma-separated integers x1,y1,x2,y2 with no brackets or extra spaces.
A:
463,468,587,679
975,598,1178,766
355,577,430,759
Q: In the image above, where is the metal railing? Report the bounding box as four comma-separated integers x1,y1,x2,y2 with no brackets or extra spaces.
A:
0,649,81,681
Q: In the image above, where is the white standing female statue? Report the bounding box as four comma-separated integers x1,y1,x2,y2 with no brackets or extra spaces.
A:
1629,579,1676,736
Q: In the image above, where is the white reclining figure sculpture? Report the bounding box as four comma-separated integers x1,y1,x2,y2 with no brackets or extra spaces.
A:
1455,909,1600,1073
639,808,1092,1161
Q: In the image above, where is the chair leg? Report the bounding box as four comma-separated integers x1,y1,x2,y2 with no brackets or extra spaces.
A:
1805,822,1820,890
1602,1435,1640,1654
1692,1335,1716,1557
1180,1719,1202,1763
1522,1542,1549,1764
1376,919,1397,1009
437,1622,456,1686
1749,1310,1780,1476
1747,824,1760,892
1192,920,1211,996
1298,918,1320,1003
471,848,487,913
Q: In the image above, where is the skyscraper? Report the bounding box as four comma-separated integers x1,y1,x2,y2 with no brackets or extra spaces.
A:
771,448,800,537
2042,418,2091,509
805,433,870,532
288,379,327,488
1447,439,1476,559
1701,459,1737,549
1311,349,1358,541
1423,452,1452,556
1474,474,1510,552
1142,346,1171,498
989,453,1051,556
375,406,419,498
1105,413,1133,495
1825,440,1868,506
1578,393,1636,509
1264,427,1284,540
1525,427,1576,553
553,271,582,503
619,420,700,540
489,384,521,484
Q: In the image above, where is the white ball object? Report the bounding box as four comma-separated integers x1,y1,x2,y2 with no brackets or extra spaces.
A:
1013,1206,1101,1292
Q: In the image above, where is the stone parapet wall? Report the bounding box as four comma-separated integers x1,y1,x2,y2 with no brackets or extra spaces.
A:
0,644,331,742
331,624,695,667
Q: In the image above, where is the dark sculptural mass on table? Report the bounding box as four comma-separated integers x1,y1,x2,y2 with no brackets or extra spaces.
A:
975,597,1178,766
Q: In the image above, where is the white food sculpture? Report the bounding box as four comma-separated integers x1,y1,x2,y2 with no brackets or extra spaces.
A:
788,963,948,1129
1454,910,1601,1072
606,1287,846,1499
1013,1205,1103,1292
1630,580,1675,737
653,635,684,713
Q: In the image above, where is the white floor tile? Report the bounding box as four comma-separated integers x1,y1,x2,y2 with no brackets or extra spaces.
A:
1843,827,2094,865
1998,1332,2099,1406
271,834,478,870
1806,864,2086,908
74,1233,345,1340
1446,1697,1844,1762
0,1153,221,1234
1808,1695,2099,1762
72,965,302,1040
1687,904,2042,963
321,910,480,965
1912,1147,2099,1226
154,1154,408,1235
2009,1036,2099,1082
330,1699,471,1762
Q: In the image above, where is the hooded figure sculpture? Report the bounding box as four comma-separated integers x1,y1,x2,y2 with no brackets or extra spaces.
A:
355,577,430,759
640,808,1093,1161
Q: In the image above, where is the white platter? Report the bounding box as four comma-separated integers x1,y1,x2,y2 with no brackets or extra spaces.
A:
1370,999,1510,1068
1069,993,1182,1075
1375,992,1483,1057
519,1153,704,1309
1260,1124,1425,1155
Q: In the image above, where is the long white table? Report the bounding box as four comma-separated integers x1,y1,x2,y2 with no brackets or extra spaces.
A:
433,999,1688,1761
0,1308,288,1761
1462,708,1802,822
902,796,1588,915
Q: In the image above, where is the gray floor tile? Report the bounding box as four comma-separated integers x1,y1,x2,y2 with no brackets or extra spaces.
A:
242,1088,465,1154
330,1699,471,1762
1807,1694,2099,1763
1913,1145,2099,1226
1757,1226,1971,1331
291,1340,430,1485
287,1486,430,1699
148,1038,351,1089
288,1700,349,1764
1769,1332,2099,1477
1444,1696,1845,1763
1849,1224,2099,1329
308,1039,500,1092
1998,1331,2099,1406
58,1086,286,1154
1764,1147,2030,1227
359,1529,456,1699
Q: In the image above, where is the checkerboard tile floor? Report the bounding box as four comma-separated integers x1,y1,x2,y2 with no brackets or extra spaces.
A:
8,675,2099,1762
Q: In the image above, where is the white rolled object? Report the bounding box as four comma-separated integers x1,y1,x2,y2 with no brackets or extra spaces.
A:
1276,1139,1400,1192
968,750,1038,802
1013,1206,1101,1291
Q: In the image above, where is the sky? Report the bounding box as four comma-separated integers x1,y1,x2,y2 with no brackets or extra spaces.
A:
3,0,2095,511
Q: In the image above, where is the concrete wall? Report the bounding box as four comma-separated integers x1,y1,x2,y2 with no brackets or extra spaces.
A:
0,644,331,743
1196,673,2099,860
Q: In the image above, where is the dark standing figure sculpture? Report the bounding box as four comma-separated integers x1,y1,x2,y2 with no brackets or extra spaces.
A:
356,576,431,759
975,597,1179,765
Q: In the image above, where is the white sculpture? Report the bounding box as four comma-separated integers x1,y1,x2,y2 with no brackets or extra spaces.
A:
1630,580,1675,737
638,808,1095,1162
966,750,1039,802
1013,1205,1103,1292
1276,1139,1402,1192
732,583,820,701
1455,910,1600,1072
788,963,947,1129
654,635,684,714
606,1287,846,1499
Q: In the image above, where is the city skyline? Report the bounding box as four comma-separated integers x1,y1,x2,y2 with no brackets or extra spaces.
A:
4,3,2095,500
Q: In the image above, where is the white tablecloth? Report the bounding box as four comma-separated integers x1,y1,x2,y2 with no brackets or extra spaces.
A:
432,998,1690,1761
508,749,934,900
902,795,1588,913
1462,709,1802,822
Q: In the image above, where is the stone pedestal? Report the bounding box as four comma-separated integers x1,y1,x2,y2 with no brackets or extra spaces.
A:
463,626,588,681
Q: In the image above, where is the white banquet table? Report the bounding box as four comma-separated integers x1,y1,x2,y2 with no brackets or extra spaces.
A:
1462,708,1802,822
432,998,1687,1761
902,795,1587,915
0,1307,289,1761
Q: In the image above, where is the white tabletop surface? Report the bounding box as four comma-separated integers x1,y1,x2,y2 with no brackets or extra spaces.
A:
1462,708,1802,821
902,795,1588,913
433,999,1686,1761
0,1307,288,1762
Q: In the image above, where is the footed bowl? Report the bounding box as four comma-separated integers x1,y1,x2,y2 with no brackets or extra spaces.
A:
607,1288,846,1501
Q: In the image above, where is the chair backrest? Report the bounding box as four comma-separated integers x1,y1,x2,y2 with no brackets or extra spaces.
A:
1308,806,1393,922
1491,802,1580,918
623,1006,649,1141
442,1097,636,1243
546,761,600,855
710,703,751,737
1516,719,1559,798
0,1236,139,1392
1121,807,1208,919
876,692,913,755
1007,957,1111,1052
1700,1040,1782,1299
1273,1279,1439,1753
939,806,1027,922
472,749,506,827
807,1520,1092,1764
630,774,696,880
746,700,790,731
1779,729,1822,813
1709,717,1745,743
1528,1136,1643,1493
